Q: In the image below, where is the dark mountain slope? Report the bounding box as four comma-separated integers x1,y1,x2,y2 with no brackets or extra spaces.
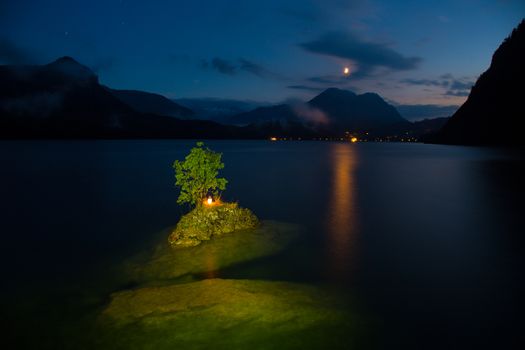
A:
0,57,243,138
308,88,408,131
229,104,296,125
433,19,525,146
108,88,194,118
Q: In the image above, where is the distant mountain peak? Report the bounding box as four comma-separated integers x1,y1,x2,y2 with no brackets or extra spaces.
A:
46,56,96,81
308,87,406,131
315,87,357,99
52,56,79,64
229,86,406,133
361,92,380,98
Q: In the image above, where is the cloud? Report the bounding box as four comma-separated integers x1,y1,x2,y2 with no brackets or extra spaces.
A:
445,90,470,97
201,57,282,79
211,57,237,75
300,31,421,76
449,80,473,91
0,37,32,64
239,58,274,78
401,74,474,98
400,78,449,87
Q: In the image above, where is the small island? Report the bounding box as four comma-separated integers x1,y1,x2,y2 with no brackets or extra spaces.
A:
168,142,258,247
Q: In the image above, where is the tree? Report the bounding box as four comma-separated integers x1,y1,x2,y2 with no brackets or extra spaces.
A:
173,142,228,207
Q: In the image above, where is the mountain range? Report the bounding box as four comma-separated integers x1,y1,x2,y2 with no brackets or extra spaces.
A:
2,19,524,143
0,56,450,140
0,57,245,138
108,88,194,119
228,88,411,137
175,98,269,122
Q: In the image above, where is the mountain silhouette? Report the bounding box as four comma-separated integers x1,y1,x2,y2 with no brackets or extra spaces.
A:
108,88,194,118
229,104,296,126
0,57,446,140
176,98,269,122
309,88,408,130
432,19,525,146
230,88,408,135
0,57,245,138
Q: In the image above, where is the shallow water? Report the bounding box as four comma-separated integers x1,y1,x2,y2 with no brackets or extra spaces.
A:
0,140,524,349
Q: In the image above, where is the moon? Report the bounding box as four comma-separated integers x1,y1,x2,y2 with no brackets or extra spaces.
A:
343,67,350,76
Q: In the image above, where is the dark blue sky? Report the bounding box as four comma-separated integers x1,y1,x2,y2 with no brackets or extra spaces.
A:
1,0,523,105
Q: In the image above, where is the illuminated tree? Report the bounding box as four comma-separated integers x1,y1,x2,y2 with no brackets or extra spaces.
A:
173,142,228,207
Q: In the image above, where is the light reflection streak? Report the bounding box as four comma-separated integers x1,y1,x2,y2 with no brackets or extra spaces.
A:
326,143,359,281
205,252,217,279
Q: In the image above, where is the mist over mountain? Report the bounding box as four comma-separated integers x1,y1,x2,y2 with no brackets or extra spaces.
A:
433,19,525,146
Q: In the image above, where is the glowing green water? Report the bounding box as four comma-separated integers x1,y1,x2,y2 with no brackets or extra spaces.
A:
123,220,299,284
4,221,366,349
94,221,364,349
99,279,359,350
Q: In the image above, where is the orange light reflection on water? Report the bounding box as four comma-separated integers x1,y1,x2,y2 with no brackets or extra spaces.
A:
326,143,359,281
205,252,217,279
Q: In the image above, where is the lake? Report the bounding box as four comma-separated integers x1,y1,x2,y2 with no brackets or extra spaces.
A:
0,140,523,349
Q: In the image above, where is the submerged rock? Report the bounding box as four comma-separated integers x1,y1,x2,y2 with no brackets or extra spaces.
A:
169,202,258,247
99,278,359,349
124,220,298,284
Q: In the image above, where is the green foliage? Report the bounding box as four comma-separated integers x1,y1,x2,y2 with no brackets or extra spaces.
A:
168,202,259,247
173,142,228,207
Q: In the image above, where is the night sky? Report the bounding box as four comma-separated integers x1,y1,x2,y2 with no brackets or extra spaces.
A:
1,0,524,106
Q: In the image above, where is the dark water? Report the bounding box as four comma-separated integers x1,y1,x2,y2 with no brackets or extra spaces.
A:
0,140,524,349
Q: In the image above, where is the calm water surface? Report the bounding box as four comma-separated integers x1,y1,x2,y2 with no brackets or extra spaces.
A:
0,140,523,349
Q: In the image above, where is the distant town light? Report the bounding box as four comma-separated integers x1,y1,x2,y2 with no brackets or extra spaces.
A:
351,137,358,143
270,137,277,141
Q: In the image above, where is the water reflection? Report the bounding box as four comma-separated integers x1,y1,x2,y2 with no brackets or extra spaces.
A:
205,252,218,279
325,143,359,281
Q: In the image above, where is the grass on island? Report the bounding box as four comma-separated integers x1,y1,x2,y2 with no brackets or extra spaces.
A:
169,201,259,247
